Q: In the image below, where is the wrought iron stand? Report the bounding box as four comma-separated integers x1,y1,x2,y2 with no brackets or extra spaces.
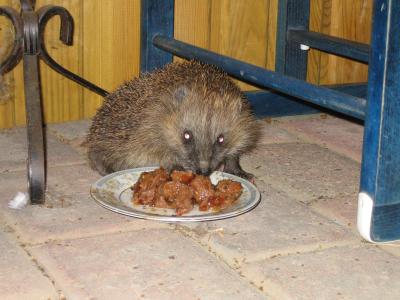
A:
0,0,108,204
1,0,400,242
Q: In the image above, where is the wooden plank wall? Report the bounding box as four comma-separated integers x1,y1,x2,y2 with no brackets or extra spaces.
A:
0,0,372,128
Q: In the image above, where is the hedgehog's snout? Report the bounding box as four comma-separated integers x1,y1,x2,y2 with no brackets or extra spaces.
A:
197,160,211,176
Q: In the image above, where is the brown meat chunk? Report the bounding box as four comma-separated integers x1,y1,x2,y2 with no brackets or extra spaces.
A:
161,181,181,201
209,194,237,210
170,170,195,184
175,192,194,216
132,168,169,205
132,168,169,193
208,195,225,207
134,189,156,205
131,168,243,215
190,175,215,205
153,194,173,209
215,179,243,199
207,180,243,210
161,181,194,215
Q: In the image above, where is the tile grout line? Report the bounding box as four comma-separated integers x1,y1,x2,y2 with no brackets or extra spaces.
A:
2,161,89,173
256,177,361,238
8,222,173,247
177,222,360,266
175,223,366,300
174,224,271,297
273,121,362,163
238,239,362,264
0,219,66,299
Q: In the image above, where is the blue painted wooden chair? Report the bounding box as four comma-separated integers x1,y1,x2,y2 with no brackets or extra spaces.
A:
141,0,400,243
1,0,398,243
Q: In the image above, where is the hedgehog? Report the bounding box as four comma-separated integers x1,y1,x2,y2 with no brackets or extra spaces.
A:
86,61,260,179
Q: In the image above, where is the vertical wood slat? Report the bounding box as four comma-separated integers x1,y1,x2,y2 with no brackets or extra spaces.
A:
307,0,324,84
266,0,278,71
315,0,333,85
9,0,25,126
310,0,372,85
333,0,371,84
209,0,270,91
36,0,83,124
82,0,140,119
174,0,211,61
0,0,15,128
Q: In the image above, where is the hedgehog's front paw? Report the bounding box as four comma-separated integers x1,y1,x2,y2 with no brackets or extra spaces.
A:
228,168,255,182
223,156,255,183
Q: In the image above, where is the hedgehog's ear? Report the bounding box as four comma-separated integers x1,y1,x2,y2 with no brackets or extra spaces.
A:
173,86,189,102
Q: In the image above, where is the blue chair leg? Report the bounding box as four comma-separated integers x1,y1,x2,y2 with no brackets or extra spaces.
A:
140,0,174,73
358,0,400,242
276,0,309,78
275,0,319,115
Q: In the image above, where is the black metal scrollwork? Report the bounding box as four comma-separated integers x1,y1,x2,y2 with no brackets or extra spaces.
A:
0,7,23,74
36,5,109,96
0,0,109,204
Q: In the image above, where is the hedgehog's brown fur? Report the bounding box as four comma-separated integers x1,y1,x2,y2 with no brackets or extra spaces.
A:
86,61,260,178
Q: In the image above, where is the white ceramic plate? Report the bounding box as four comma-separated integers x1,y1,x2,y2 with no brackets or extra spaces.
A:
90,166,261,222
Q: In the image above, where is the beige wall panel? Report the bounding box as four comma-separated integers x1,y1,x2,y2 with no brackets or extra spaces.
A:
0,0,374,128
82,0,140,119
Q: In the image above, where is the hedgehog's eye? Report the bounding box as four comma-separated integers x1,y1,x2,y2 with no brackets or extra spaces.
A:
183,130,193,143
217,134,224,145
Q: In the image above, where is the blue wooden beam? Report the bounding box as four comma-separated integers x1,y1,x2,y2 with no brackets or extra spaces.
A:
358,0,400,242
140,0,174,73
245,90,319,118
153,35,366,120
246,83,366,119
288,30,369,63
330,83,367,99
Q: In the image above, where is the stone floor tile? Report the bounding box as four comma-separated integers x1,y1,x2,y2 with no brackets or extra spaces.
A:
241,143,360,204
0,163,99,204
0,128,27,171
47,120,91,155
0,167,168,244
29,229,266,300
257,120,301,145
0,169,28,201
1,195,169,245
47,120,91,141
46,132,86,166
310,195,358,231
0,228,58,300
45,163,101,195
379,243,400,257
276,116,363,162
0,127,85,173
179,180,356,268
240,244,400,300
2,118,397,300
